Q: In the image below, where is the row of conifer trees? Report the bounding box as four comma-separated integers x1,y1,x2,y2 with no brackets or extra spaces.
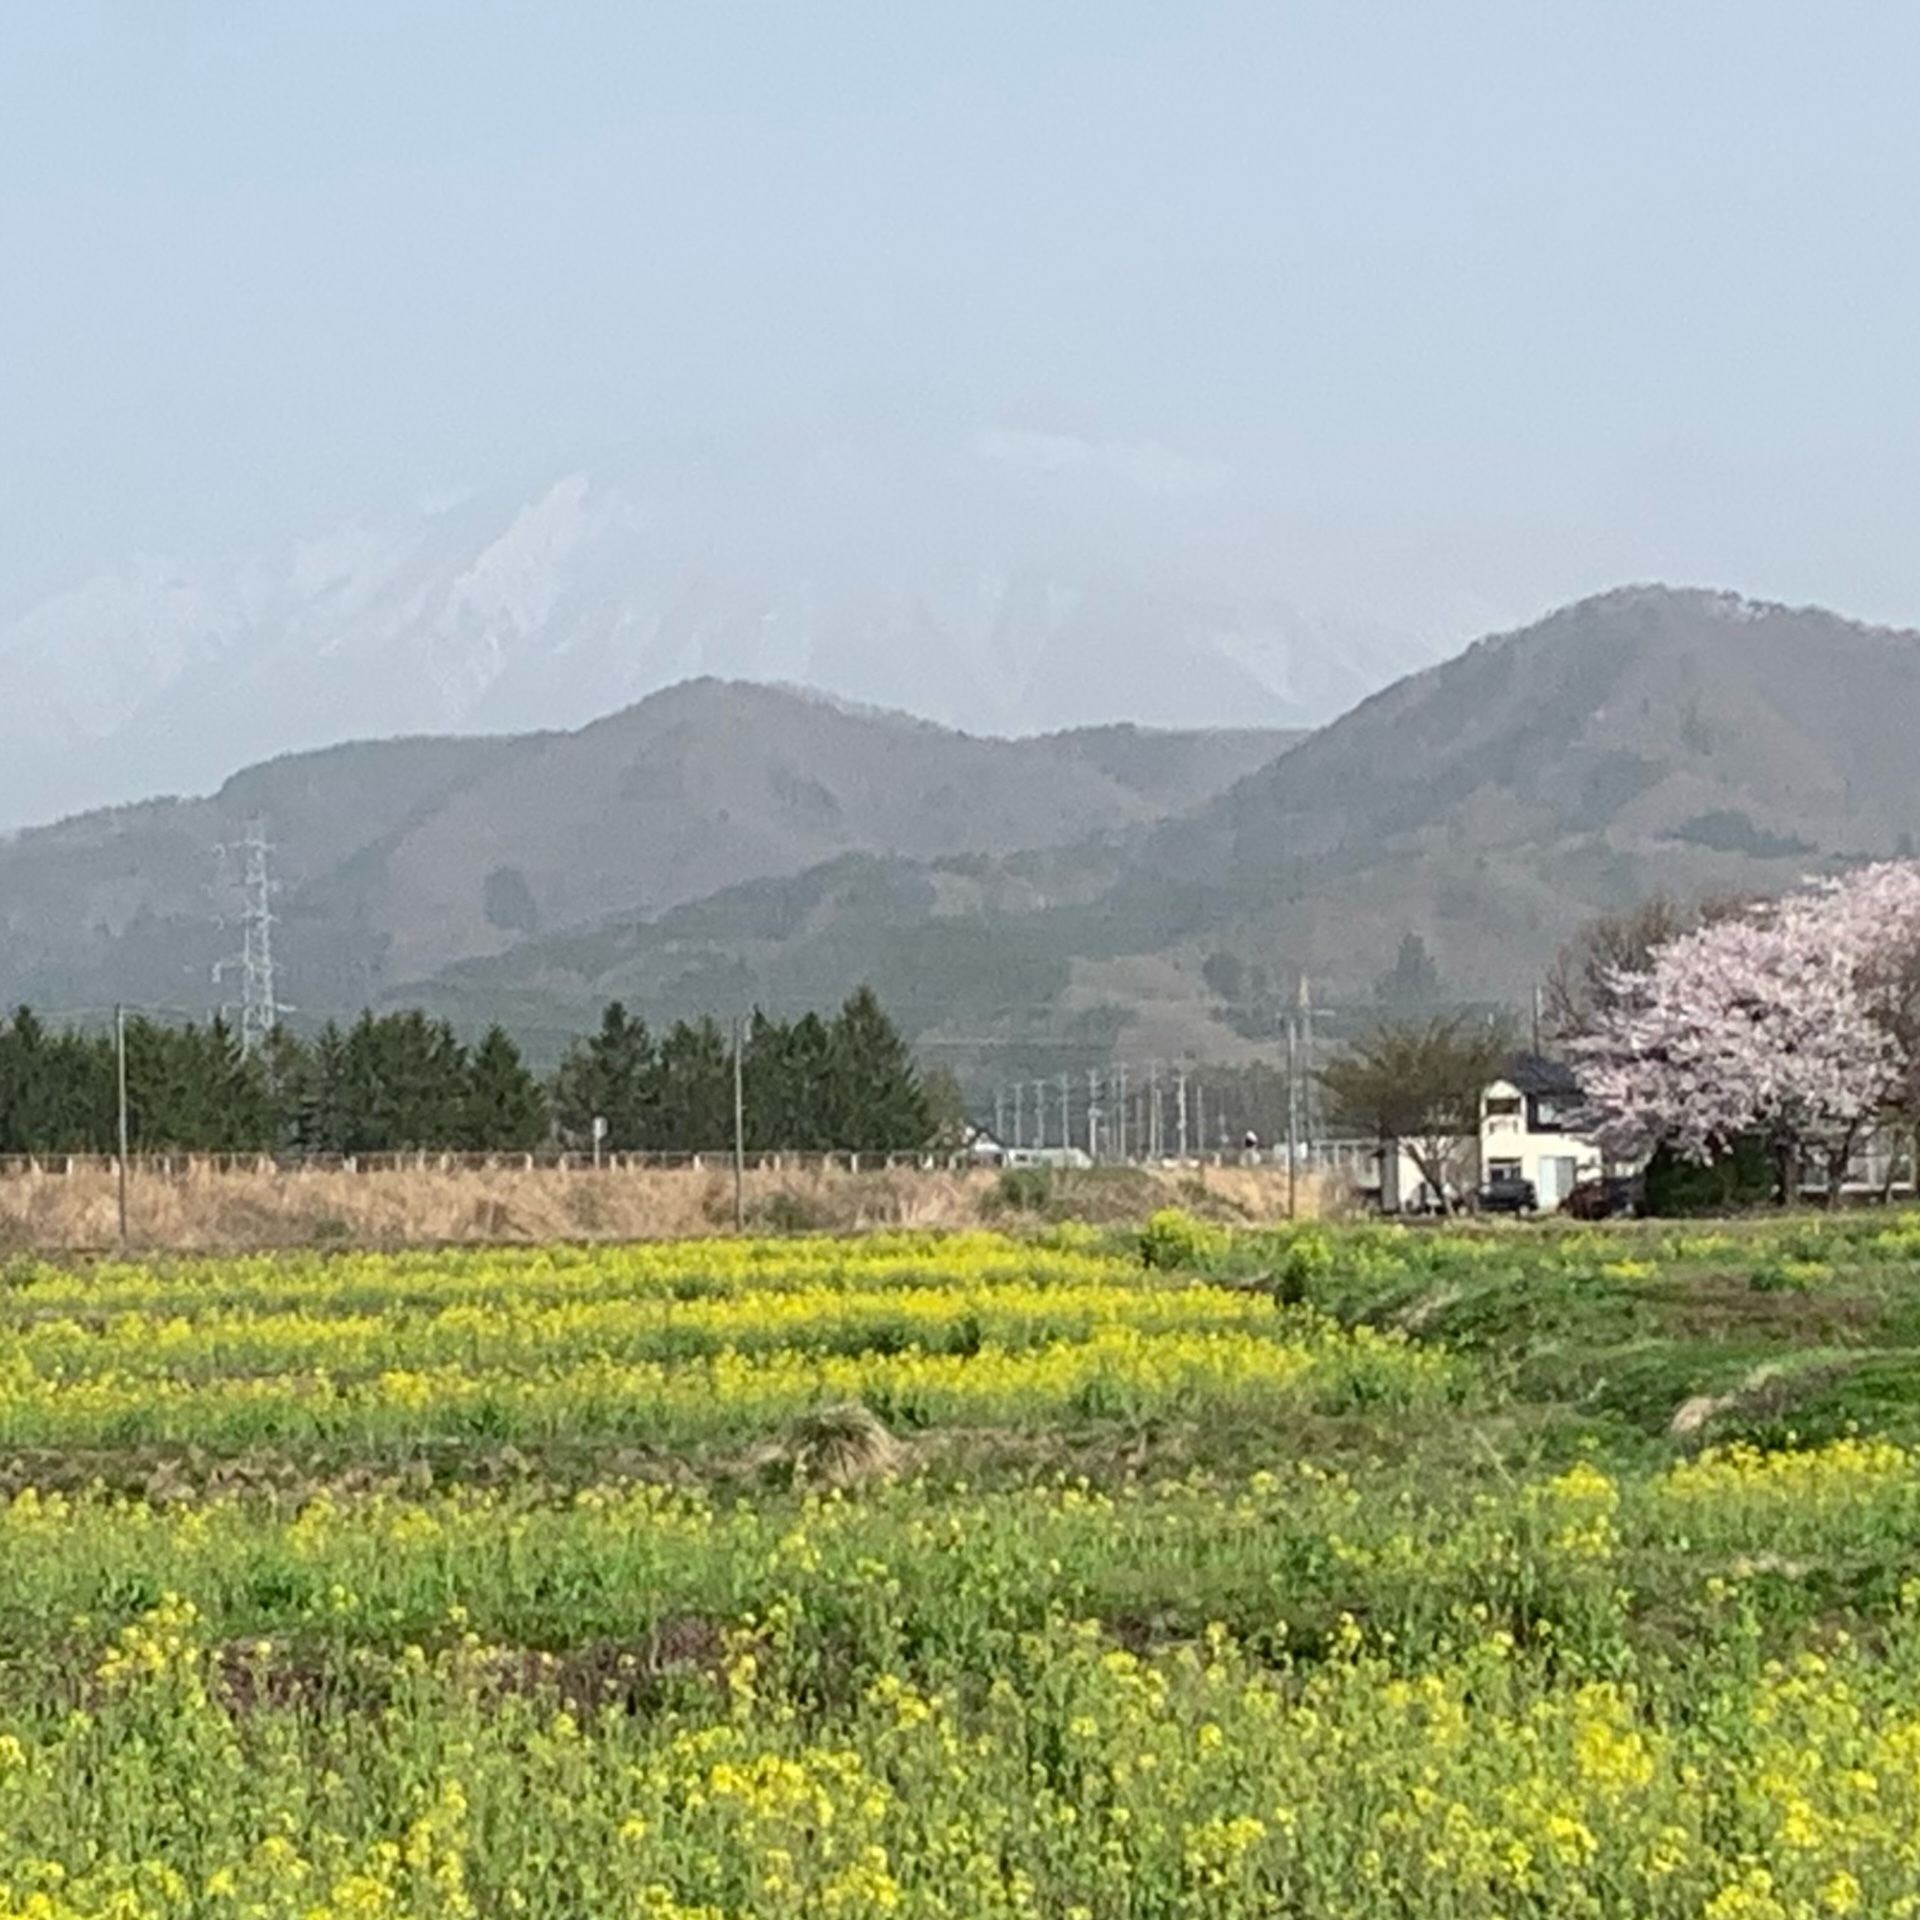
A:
0,989,935,1156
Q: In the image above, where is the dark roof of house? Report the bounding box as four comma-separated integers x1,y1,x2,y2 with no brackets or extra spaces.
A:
1504,1053,1582,1097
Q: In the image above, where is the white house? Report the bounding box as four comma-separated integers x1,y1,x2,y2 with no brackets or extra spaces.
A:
1374,1054,1606,1213
1477,1055,1605,1211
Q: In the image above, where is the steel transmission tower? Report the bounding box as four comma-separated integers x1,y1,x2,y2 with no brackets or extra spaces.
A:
217,818,286,1054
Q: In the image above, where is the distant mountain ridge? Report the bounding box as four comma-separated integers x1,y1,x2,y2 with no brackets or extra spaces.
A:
406,587,1920,1066
0,680,1300,1021
0,434,1450,826
12,584,1917,1076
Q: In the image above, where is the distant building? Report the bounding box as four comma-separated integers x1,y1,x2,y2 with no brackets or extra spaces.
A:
1477,1055,1605,1211
1374,1053,1606,1214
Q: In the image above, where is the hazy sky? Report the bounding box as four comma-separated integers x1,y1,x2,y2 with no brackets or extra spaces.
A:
6,2,1920,628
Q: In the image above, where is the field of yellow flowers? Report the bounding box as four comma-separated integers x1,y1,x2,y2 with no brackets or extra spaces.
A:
8,1211,1920,1917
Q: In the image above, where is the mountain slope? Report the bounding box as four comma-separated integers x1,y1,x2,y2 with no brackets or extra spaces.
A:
0,682,1299,1018
0,435,1447,826
411,588,1920,1066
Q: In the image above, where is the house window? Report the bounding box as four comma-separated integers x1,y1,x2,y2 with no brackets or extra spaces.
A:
1488,1159,1523,1182
1485,1095,1523,1119
1531,1094,1571,1131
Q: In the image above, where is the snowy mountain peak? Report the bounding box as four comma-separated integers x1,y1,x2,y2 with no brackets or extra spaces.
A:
0,436,1464,829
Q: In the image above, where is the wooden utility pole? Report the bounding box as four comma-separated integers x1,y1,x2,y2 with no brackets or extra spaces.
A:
732,1017,746,1233
1286,1011,1300,1221
115,1005,130,1246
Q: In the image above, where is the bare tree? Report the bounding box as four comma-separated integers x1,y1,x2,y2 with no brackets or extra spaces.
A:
1543,891,1754,1046
1320,1014,1515,1216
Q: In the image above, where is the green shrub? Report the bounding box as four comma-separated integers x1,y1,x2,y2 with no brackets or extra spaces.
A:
1139,1207,1228,1270
1645,1138,1774,1215
1273,1228,1338,1304
994,1167,1053,1214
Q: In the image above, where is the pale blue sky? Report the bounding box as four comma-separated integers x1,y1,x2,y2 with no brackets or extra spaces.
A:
5,2,1920,629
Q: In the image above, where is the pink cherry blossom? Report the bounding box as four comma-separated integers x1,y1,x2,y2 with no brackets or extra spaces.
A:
1579,862,1920,1179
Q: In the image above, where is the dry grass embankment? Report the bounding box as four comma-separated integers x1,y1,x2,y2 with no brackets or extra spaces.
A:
0,1159,1333,1254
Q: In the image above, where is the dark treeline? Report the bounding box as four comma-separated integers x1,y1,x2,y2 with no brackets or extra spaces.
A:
0,988,932,1157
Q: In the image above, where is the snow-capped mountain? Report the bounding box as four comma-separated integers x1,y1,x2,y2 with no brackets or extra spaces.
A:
0,433,1461,828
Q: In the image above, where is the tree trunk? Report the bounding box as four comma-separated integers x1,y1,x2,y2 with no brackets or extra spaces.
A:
1824,1122,1864,1211
1409,1140,1458,1217
1774,1138,1801,1209
1825,1146,1849,1210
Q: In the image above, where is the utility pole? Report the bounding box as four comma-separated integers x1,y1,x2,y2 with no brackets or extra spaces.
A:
1286,1007,1301,1221
732,1016,746,1233
1297,974,1316,1164
994,1086,1008,1148
1146,1061,1160,1160
1058,1073,1071,1156
1034,1079,1048,1150
1194,1079,1206,1164
115,1004,130,1246
1115,1064,1129,1161
1087,1067,1101,1161
1176,1069,1190,1161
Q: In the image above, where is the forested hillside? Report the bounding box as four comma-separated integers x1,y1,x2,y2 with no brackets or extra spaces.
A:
412,588,1920,1069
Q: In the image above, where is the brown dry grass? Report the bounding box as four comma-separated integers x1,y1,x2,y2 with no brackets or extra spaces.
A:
0,1159,1336,1254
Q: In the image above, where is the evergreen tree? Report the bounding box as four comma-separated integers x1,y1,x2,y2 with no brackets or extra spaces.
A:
1374,931,1444,1011
822,986,931,1151
49,1025,116,1151
340,1011,470,1151
655,1017,735,1150
0,1008,85,1152
463,1026,549,1151
741,1009,833,1151
552,1002,657,1149
256,1024,310,1152
290,1022,354,1153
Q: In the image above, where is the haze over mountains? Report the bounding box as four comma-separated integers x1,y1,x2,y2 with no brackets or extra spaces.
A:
0,683,1296,1024
0,434,1457,827
6,584,1916,1074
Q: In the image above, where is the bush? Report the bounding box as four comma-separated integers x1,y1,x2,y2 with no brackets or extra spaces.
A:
1644,1138,1775,1215
1272,1228,1338,1304
994,1167,1053,1215
1139,1208,1228,1271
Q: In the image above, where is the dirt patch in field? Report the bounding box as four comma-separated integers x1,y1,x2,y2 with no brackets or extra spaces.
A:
1667,1358,1865,1445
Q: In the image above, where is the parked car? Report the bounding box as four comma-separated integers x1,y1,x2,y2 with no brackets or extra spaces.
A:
1561,1174,1643,1220
1478,1172,1538,1215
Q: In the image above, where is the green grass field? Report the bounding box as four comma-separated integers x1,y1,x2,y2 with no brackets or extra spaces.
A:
6,1213,1920,1917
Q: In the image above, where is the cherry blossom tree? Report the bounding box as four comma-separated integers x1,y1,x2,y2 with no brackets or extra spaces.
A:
1580,863,1920,1202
